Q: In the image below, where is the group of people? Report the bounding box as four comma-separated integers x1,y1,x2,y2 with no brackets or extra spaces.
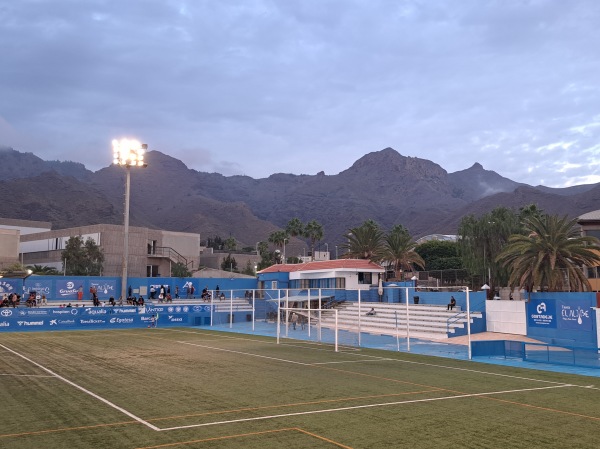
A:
1,292,21,308
289,312,306,330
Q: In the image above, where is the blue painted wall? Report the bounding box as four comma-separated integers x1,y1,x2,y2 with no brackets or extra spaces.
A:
526,292,597,348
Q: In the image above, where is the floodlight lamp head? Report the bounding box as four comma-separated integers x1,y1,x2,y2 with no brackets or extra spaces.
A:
112,138,147,168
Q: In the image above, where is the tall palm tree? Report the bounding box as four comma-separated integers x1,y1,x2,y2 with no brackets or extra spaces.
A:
497,214,600,292
384,231,425,279
268,230,288,263
341,220,386,261
303,220,324,260
285,218,304,239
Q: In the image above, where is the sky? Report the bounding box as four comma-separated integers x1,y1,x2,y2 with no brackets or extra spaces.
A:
1,0,600,188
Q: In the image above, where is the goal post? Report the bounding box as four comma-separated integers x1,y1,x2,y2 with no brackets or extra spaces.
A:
277,306,338,352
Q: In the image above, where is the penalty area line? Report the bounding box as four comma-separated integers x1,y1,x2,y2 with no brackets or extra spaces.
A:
157,384,573,432
0,344,160,431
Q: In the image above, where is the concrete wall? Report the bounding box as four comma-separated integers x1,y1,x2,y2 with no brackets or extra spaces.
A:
485,300,527,335
0,228,20,269
19,224,202,278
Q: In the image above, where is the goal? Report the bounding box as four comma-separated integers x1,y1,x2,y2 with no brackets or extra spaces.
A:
277,306,339,352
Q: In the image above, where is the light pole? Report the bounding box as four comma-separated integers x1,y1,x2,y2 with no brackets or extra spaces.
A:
325,243,329,260
335,245,338,259
113,138,147,302
283,238,288,264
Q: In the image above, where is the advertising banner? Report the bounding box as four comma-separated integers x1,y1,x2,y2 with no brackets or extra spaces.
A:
89,280,118,300
557,300,593,332
0,279,21,295
55,279,81,301
23,279,53,299
528,298,557,328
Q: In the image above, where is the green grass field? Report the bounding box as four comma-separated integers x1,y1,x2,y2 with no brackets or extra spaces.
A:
1,328,599,449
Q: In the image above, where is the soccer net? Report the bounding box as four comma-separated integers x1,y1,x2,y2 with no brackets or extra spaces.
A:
277,306,339,352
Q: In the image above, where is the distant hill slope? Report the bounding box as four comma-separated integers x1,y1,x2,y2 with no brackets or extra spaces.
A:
1,146,599,245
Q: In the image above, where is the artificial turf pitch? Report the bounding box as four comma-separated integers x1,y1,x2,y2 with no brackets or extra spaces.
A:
1,328,599,448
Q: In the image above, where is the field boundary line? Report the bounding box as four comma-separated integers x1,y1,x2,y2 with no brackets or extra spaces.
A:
0,344,160,431
162,328,589,387
311,359,394,365
177,341,313,365
146,390,434,422
161,328,343,352
156,384,572,431
135,427,352,449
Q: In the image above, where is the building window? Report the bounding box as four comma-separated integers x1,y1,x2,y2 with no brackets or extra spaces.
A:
358,272,372,285
147,265,159,277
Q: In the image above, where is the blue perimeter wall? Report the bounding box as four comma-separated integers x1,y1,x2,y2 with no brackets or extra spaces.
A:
0,304,218,333
526,292,598,348
0,276,257,302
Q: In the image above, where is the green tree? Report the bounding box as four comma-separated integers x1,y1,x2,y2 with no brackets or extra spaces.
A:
223,236,238,252
415,241,463,271
221,254,238,272
61,236,104,276
26,264,61,275
384,229,425,279
341,220,386,261
458,207,521,296
171,262,191,278
242,260,256,276
497,214,600,292
303,220,324,260
285,218,304,239
268,230,288,256
205,235,224,250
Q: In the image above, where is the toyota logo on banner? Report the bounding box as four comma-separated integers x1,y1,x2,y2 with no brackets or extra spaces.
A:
1,309,12,317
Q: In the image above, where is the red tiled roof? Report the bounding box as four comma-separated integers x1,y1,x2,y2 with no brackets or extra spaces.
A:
258,259,384,274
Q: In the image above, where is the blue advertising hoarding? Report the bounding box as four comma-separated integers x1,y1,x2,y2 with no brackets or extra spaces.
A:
22,279,52,299
55,279,82,301
528,298,557,328
557,299,593,332
0,305,216,332
0,279,21,296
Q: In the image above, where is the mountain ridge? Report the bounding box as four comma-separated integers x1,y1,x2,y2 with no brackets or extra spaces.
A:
1,146,598,247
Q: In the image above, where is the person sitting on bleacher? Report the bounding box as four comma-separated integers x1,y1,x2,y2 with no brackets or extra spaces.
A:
447,296,456,311
366,307,376,316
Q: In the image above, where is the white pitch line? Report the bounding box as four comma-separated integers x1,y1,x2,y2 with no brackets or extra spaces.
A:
311,359,394,365
158,384,574,432
177,341,313,366
0,344,160,431
156,328,599,389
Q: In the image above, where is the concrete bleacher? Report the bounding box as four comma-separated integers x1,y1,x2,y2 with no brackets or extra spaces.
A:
318,302,483,340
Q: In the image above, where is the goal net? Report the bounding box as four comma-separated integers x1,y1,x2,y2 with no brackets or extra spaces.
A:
277,306,339,352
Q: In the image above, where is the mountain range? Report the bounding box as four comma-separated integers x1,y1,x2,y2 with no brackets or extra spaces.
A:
1,146,599,251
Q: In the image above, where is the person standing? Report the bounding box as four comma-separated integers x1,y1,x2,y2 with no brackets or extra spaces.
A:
291,312,298,330
175,285,179,299
77,285,83,301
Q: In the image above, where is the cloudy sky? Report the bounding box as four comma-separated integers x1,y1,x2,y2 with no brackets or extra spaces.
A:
1,1,599,187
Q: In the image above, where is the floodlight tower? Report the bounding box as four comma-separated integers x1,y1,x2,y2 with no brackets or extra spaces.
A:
112,139,147,302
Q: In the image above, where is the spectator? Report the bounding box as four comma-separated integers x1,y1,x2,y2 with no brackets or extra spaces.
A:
366,307,376,316
447,296,456,311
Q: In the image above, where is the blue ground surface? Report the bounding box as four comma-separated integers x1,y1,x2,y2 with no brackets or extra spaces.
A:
206,321,600,378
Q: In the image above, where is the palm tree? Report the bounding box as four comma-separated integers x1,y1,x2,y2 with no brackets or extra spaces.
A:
268,230,288,263
384,230,425,279
341,220,386,261
285,218,304,239
303,220,324,260
497,214,600,292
